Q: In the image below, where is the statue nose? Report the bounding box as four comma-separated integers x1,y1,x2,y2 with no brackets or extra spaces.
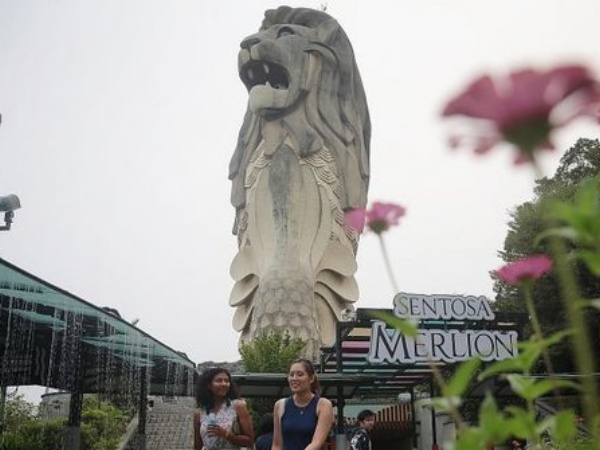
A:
240,36,261,49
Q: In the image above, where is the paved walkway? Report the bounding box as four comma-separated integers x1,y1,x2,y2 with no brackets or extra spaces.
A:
145,395,196,450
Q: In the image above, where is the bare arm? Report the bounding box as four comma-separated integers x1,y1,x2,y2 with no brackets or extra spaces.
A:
231,400,255,448
306,397,333,450
206,400,255,448
272,399,283,450
193,410,203,450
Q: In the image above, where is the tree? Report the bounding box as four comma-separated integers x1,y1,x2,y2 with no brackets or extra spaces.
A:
239,331,305,373
239,331,305,429
493,138,600,373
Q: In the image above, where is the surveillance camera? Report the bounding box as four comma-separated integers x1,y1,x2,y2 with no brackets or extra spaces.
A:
0,194,21,212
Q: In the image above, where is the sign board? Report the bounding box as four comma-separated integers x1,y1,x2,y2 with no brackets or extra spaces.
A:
367,293,519,364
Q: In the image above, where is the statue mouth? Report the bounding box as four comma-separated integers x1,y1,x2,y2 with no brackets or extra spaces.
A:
240,60,289,92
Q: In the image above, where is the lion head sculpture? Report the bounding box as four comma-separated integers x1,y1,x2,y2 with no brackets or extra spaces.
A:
230,6,370,213
228,6,370,359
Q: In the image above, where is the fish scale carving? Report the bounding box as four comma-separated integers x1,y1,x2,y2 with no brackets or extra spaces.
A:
251,273,320,356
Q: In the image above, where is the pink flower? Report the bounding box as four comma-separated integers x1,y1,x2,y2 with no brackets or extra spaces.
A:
496,254,553,285
345,208,367,233
345,202,406,235
442,64,600,164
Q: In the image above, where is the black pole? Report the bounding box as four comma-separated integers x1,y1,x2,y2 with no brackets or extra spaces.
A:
410,385,417,449
63,313,83,450
64,389,83,450
137,366,148,450
430,377,437,450
0,385,7,435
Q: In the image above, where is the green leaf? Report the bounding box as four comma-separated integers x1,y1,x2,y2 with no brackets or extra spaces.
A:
480,330,570,380
535,226,579,246
543,328,573,346
444,358,481,397
541,179,600,251
552,202,586,229
478,357,526,379
477,394,516,444
430,395,462,412
579,250,600,276
504,406,537,438
575,178,599,211
505,374,579,401
589,298,600,311
529,379,580,399
537,409,577,443
453,427,488,450
505,374,535,398
371,310,419,337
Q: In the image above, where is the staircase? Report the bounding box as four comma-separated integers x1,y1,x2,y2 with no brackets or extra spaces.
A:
144,395,196,450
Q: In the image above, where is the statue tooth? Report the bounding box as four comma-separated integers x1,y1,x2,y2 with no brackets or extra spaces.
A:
263,63,270,75
248,68,255,80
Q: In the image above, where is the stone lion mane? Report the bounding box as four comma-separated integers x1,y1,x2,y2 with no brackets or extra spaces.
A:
229,6,370,215
228,6,370,357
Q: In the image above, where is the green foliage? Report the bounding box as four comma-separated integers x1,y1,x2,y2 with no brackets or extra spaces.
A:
493,138,600,374
443,359,481,398
552,138,600,188
1,393,36,430
421,138,600,449
371,138,600,449
0,420,64,450
239,331,305,373
239,331,306,431
540,179,600,276
79,397,130,450
0,395,131,450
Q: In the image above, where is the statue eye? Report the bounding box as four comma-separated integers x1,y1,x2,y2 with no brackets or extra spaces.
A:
277,26,295,38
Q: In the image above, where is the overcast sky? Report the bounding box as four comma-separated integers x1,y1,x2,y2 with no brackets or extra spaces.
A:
1,0,599,379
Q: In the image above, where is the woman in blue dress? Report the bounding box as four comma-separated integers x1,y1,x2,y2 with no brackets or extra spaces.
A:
273,358,334,450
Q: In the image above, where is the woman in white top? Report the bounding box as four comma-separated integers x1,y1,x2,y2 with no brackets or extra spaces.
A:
193,367,254,450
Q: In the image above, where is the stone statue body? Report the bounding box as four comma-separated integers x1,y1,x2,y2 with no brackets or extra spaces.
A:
229,6,370,358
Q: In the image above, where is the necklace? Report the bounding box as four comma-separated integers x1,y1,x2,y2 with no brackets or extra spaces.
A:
294,394,314,415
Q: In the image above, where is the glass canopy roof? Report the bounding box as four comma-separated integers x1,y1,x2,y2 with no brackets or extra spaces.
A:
0,257,196,396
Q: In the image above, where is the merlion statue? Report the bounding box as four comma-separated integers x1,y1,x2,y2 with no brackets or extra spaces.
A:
229,6,370,359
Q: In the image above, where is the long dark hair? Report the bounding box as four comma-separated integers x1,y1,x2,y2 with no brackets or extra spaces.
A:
195,367,240,412
290,358,321,394
258,412,274,436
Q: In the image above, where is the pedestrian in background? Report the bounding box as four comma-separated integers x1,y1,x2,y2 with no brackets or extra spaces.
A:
349,409,375,450
255,412,274,450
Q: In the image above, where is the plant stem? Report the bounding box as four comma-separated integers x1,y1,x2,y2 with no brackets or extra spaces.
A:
428,360,467,431
377,234,399,294
550,236,599,437
523,285,563,407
